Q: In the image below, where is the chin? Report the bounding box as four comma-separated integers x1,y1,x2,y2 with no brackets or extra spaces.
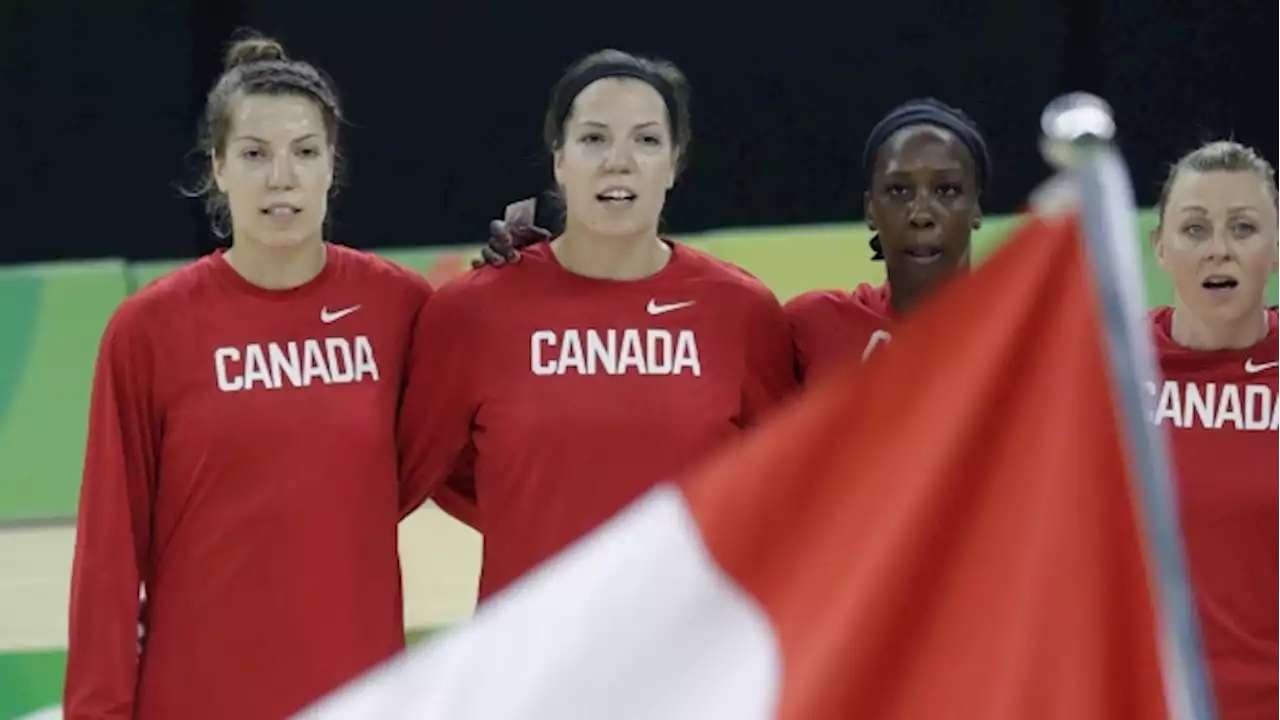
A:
1191,292,1258,321
586,218,657,239
253,227,319,249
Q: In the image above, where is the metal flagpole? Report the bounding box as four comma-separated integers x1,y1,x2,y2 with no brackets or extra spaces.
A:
1038,93,1216,720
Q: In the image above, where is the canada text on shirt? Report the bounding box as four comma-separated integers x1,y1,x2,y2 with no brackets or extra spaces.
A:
1146,367,1279,432
530,327,702,377
213,335,381,391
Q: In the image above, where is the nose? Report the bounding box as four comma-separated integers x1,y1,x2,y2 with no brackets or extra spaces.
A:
908,193,937,228
266,152,297,189
601,141,635,173
1205,227,1234,259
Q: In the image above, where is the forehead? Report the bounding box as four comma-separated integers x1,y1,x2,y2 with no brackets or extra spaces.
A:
1166,170,1274,213
227,92,326,141
567,77,668,128
878,125,969,174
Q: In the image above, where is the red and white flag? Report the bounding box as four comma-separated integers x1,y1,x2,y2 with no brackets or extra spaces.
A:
300,210,1179,719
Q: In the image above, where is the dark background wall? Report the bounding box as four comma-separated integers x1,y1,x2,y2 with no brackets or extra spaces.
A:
2,0,1274,265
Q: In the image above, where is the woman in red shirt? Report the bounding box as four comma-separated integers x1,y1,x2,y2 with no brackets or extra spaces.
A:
1147,139,1278,720
66,33,432,720
782,98,991,382
397,49,795,602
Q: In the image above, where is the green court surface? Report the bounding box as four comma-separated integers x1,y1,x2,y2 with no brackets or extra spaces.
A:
0,261,129,522
0,652,64,719
0,211,1275,718
0,636,443,719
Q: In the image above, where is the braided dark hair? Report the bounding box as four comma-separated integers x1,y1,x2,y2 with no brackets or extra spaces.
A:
186,31,344,238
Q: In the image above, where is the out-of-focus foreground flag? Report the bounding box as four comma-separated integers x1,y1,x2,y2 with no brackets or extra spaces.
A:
300,209,1179,719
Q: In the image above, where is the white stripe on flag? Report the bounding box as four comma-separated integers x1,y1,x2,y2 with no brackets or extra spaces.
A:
299,484,782,719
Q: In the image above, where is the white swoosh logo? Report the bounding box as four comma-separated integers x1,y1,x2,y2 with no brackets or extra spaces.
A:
861,329,893,361
646,299,696,315
1244,359,1279,373
320,305,361,324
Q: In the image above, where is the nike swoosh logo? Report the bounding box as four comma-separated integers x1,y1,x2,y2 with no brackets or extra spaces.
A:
647,299,696,315
1244,359,1279,373
320,305,361,324
861,329,893,361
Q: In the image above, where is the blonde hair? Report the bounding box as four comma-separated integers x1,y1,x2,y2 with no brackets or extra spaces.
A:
1156,140,1278,227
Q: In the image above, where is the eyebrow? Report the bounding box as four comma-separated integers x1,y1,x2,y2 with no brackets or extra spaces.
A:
231,133,322,144
882,165,966,174
577,120,661,130
1178,205,1260,214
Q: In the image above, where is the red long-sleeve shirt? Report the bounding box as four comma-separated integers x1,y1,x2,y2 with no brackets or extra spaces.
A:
786,282,896,382
398,241,797,600
65,244,431,720
1150,307,1278,720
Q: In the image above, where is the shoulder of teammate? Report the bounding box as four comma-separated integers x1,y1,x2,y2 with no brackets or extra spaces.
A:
424,238,554,312
781,291,828,384
102,258,215,350
674,242,777,306
331,244,434,310
403,259,518,364
783,288,850,352
664,243,791,337
421,259,506,311
783,288,850,326
90,293,158,412
677,244,798,400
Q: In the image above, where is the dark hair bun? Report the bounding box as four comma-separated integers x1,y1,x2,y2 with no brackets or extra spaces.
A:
223,36,287,71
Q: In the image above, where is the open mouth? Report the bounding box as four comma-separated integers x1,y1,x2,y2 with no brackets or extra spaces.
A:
903,246,944,265
596,188,637,206
262,203,301,217
1201,275,1239,291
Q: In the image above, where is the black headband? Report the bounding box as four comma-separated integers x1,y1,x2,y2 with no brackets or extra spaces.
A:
862,103,991,194
553,62,681,144
862,101,992,260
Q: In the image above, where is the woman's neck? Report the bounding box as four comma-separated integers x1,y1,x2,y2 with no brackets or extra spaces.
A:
1171,302,1269,350
552,226,670,281
888,282,923,317
224,236,327,290
887,264,971,317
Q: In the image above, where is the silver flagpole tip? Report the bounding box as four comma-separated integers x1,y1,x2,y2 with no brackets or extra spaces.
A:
1039,93,1117,170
